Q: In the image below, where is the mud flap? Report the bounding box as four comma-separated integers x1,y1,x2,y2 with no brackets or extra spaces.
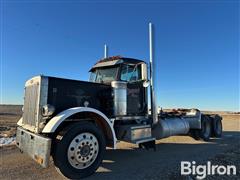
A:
139,140,156,151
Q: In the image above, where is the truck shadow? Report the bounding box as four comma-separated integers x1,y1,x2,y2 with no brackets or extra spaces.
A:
86,131,240,180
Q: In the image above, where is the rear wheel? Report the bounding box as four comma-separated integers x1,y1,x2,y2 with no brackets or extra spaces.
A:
212,116,222,137
53,121,106,179
200,116,211,141
190,130,201,140
191,115,211,141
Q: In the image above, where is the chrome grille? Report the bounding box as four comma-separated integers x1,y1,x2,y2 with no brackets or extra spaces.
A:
22,81,40,130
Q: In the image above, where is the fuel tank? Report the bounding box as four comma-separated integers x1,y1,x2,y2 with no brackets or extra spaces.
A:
152,117,190,139
111,81,127,116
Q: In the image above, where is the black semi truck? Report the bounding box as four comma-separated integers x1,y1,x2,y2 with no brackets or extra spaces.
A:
16,23,222,179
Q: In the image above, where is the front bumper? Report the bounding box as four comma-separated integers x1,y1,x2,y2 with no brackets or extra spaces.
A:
16,127,52,168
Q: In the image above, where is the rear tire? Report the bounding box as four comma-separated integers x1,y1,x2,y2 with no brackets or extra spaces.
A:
190,130,201,140
212,115,222,137
52,121,106,179
191,115,211,141
200,116,211,141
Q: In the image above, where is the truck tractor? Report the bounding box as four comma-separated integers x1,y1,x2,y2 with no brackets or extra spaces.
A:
16,23,223,179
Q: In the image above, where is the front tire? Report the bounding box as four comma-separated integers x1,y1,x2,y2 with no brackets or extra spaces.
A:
53,121,106,179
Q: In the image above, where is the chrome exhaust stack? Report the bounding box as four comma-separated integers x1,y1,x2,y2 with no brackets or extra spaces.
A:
149,23,158,125
148,23,190,138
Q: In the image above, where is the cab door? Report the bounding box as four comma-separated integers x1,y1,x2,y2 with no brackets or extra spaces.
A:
120,64,147,116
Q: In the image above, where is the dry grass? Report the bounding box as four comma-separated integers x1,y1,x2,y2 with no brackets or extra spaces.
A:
0,105,22,126
0,105,22,137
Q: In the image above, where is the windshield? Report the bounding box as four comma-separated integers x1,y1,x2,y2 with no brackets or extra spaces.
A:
90,67,118,83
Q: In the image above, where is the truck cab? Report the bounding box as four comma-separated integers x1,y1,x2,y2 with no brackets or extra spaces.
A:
89,56,148,117
89,56,147,84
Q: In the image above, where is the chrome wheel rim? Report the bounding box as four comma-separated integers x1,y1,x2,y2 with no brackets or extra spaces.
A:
67,132,99,169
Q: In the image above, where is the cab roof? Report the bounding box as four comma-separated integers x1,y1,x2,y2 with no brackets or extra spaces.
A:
89,56,145,72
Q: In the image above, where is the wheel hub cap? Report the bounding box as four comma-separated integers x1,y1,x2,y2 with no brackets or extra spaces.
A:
67,132,99,169
80,145,90,157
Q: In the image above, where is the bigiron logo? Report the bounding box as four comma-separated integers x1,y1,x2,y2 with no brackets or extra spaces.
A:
181,161,237,179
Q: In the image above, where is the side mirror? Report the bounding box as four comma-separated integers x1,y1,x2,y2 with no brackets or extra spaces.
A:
143,80,150,87
141,63,148,81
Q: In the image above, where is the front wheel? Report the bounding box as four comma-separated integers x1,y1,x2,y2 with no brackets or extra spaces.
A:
53,121,106,179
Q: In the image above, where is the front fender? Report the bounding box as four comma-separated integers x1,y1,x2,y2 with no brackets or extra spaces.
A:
17,117,23,126
42,107,117,148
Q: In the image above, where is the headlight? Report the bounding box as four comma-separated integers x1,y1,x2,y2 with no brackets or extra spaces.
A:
42,104,55,116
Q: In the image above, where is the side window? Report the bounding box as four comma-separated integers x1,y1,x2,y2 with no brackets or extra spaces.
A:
89,71,97,82
121,65,132,81
121,65,141,82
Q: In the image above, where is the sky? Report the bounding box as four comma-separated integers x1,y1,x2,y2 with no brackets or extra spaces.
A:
1,0,239,111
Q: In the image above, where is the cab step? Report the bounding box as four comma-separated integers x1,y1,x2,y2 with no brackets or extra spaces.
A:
115,124,153,143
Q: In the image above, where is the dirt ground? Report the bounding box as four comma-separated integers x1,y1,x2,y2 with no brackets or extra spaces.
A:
0,105,22,138
0,105,239,180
